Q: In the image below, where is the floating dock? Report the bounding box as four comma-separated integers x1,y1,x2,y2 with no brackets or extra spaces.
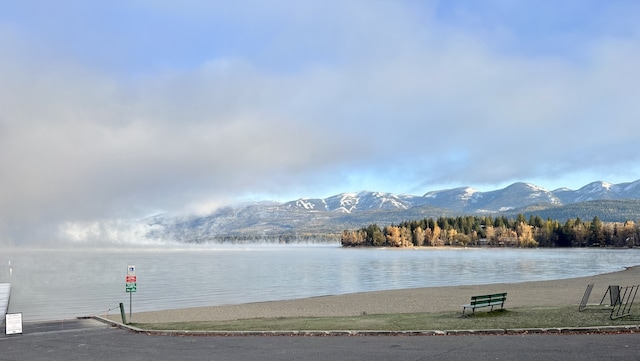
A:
0,283,10,322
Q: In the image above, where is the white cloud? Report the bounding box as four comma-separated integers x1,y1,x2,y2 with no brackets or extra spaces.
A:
1,0,640,244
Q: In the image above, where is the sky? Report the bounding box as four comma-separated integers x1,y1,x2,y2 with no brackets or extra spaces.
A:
1,0,640,245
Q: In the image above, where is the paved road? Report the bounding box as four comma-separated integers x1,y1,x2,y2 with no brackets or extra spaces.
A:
2,319,640,361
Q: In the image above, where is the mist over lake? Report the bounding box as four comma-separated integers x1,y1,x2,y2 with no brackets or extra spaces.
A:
1,245,639,321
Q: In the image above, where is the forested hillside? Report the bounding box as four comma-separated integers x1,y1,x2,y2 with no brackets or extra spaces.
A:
510,199,640,223
341,214,640,248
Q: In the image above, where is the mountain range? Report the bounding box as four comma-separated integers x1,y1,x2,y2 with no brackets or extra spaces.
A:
146,180,640,243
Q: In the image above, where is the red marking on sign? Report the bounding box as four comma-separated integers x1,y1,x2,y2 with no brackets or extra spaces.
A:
126,275,137,283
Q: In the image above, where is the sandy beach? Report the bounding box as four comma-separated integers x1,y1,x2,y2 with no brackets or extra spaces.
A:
122,266,640,324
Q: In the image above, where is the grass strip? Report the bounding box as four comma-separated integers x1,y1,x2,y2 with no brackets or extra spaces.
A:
132,305,640,332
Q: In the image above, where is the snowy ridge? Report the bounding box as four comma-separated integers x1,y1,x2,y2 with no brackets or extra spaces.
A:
147,179,640,242
282,180,640,214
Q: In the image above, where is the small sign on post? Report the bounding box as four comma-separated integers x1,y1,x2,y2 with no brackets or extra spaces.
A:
125,275,137,292
126,265,136,323
126,265,137,292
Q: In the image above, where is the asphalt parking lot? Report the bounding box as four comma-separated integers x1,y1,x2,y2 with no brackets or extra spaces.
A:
2,319,640,361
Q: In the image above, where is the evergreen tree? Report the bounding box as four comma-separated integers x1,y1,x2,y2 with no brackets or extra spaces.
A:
590,216,605,246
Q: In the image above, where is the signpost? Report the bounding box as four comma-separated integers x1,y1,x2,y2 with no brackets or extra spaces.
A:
126,265,136,323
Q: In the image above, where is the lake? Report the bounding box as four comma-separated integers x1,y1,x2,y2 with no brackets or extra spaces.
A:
1,245,639,321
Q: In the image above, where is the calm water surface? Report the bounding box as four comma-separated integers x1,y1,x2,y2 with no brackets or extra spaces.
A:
1,245,639,321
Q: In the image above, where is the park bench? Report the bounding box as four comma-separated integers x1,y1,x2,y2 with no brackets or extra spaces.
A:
462,292,507,315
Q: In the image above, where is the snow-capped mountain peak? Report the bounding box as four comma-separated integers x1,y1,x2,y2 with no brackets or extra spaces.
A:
147,179,640,243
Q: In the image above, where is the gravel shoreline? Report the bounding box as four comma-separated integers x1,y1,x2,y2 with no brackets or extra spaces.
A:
117,265,640,324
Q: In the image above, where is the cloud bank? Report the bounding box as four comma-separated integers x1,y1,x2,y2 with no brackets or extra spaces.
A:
1,0,639,244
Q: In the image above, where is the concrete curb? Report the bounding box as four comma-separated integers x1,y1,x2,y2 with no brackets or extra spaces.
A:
91,316,640,337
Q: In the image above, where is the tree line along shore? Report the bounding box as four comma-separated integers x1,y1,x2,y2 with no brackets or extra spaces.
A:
341,214,640,248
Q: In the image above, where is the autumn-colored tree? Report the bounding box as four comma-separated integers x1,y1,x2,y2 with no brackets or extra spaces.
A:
423,227,433,246
385,226,402,247
620,221,637,247
485,225,497,246
412,227,425,247
470,230,478,245
497,226,517,246
400,226,413,247
455,233,471,246
516,222,538,248
444,228,458,245
432,223,443,246
341,230,365,247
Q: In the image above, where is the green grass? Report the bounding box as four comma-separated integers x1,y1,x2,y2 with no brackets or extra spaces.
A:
131,305,640,332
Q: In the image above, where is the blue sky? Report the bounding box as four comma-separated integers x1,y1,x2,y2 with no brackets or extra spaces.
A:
1,1,640,244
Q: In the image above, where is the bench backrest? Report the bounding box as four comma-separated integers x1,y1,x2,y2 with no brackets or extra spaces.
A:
470,293,507,306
